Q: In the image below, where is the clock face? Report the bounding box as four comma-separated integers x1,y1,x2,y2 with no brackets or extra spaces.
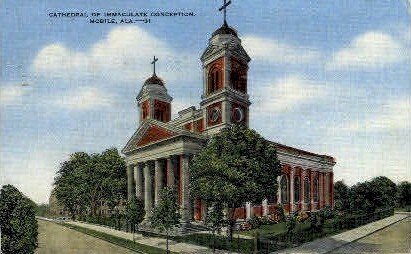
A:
232,107,244,123
209,107,221,123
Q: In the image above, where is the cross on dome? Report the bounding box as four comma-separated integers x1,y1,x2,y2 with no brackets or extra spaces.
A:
218,0,232,25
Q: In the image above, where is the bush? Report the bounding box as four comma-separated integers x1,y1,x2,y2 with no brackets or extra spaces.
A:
248,216,262,229
285,215,296,234
0,185,38,254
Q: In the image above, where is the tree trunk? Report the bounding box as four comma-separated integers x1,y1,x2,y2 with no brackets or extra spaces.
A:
166,230,170,254
227,206,236,241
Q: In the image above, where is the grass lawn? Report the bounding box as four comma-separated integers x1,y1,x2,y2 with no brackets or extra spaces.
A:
236,221,311,237
61,223,177,254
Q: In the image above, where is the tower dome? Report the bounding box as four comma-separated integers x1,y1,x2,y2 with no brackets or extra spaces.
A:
144,73,164,86
212,21,238,37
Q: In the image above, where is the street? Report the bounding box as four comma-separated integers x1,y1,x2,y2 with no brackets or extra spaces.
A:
35,220,135,254
331,217,411,253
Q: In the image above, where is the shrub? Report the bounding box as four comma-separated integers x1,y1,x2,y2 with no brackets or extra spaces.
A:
248,216,262,229
285,215,296,234
0,185,38,254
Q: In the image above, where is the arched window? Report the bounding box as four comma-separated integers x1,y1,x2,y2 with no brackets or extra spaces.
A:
314,177,319,202
280,175,289,204
304,177,310,203
208,67,222,94
294,176,300,203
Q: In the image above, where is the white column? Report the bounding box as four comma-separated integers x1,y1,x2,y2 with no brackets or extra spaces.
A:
127,165,134,201
166,156,175,187
181,154,191,221
277,176,282,204
154,160,164,205
246,202,252,220
144,162,153,218
290,169,295,212
134,164,143,200
262,199,268,216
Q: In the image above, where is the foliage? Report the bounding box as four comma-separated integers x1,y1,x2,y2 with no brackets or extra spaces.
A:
206,202,225,233
189,124,282,239
36,203,51,217
150,187,180,254
0,185,38,254
248,216,262,229
333,180,350,212
285,215,296,234
369,176,397,209
54,148,127,219
125,197,145,232
349,176,397,214
396,181,411,208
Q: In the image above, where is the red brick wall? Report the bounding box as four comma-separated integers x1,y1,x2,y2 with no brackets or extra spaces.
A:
137,125,174,147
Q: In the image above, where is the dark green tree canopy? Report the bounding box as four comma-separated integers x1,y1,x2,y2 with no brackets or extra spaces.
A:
396,181,411,208
190,124,281,207
0,185,38,254
54,148,127,218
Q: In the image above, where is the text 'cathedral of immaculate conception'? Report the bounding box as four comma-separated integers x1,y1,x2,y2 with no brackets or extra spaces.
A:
122,1,335,226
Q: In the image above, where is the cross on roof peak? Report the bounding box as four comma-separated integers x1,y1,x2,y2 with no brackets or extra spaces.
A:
218,0,232,25
151,56,158,75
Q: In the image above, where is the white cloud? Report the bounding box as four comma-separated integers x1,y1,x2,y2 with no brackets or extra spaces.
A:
55,87,113,110
327,31,408,69
0,84,27,105
252,76,329,115
337,98,410,132
32,26,198,84
242,35,321,64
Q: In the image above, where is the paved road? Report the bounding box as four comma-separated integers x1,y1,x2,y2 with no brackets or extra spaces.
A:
331,217,411,254
36,220,135,254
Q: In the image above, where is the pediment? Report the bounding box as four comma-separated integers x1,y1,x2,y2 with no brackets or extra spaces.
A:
122,120,178,154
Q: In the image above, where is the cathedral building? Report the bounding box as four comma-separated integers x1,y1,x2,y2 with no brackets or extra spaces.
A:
122,12,335,225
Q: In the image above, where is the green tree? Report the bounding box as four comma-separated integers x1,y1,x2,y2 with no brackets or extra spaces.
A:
54,152,90,219
54,148,127,219
150,187,181,254
0,185,38,254
349,181,375,213
125,197,145,233
397,181,411,208
36,204,51,217
189,124,281,240
369,176,397,209
205,202,225,253
334,180,350,213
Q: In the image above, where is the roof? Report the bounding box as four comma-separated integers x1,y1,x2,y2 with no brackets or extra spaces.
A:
270,141,336,163
122,119,206,155
212,22,238,37
144,74,164,86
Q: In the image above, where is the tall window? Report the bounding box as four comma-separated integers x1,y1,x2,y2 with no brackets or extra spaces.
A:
208,67,222,94
280,175,289,204
304,177,310,203
294,176,300,203
314,177,319,202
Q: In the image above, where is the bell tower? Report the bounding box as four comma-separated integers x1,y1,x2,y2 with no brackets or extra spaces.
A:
200,0,251,134
136,56,172,124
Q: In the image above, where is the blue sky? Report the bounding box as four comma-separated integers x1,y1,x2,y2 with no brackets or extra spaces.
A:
1,0,410,204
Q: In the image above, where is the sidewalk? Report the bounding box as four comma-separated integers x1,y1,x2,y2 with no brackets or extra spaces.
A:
66,220,233,254
273,213,410,254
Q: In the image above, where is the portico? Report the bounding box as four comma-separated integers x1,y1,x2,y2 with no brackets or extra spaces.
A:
122,119,206,222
